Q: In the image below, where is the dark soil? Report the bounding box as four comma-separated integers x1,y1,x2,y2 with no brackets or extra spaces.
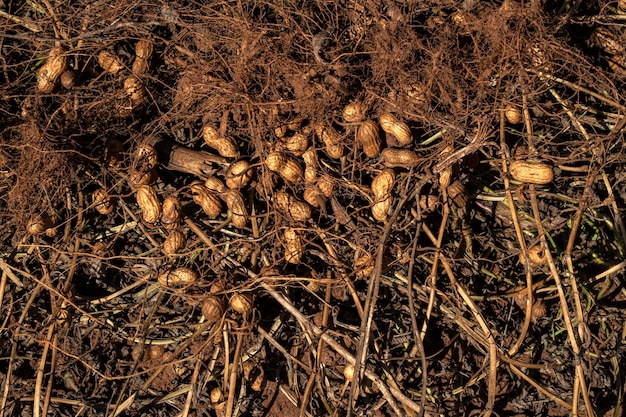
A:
1,1,626,416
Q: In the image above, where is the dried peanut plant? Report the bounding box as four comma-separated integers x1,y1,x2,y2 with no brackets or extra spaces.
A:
1,1,626,416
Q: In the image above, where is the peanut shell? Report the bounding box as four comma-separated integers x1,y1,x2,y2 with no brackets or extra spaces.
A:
201,295,226,323
315,124,344,159
190,182,222,217
284,227,303,264
379,113,412,146
161,195,182,229
225,160,253,189
162,230,185,255
275,192,312,222
135,185,161,223
381,148,420,168
98,50,124,74
357,120,382,158
343,102,367,123
509,160,554,185
158,267,198,287
92,188,115,215
223,189,248,228
504,105,522,124
230,293,254,314
37,47,67,93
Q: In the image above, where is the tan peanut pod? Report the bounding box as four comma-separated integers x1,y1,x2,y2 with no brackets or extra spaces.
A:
372,198,392,222
132,58,149,75
123,76,146,106
419,195,439,213
592,28,624,55
225,160,253,189
315,124,344,159
157,267,198,287
343,363,355,380
447,180,468,207
275,192,312,222
303,186,324,208
223,189,248,228
519,245,547,267
135,185,161,223
210,387,224,404
201,295,226,323
509,160,554,185
129,168,158,186
60,69,77,89
504,104,523,124
620,0,626,10
282,133,309,156
205,176,226,193
438,145,454,188
266,151,303,183
230,293,254,314
92,188,115,215
201,124,239,158
26,215,47,235
381,148,420,168
301,147,318,166
354,254,374,279
275,123,288,138
135,39,154,60
371,169,395,199
379,113,412,146
134,144,158,171
356,120,381,158
316,174,335,198
161,195,182,229
190,182,222,217
98,50,124,74
343,102,367,123
243,361,265,392
304,166,317,184
37,46,67,93
284,227,303,264
162,230,185,255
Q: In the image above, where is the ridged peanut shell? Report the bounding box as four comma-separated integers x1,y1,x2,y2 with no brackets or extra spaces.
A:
205,177,226,193
357,120,381,158
60,69,77,89
315,124,344,159
226,160,253,189
303,186,324,208
243,361,265,392
26,215,47,235
135,185,161,223
190,182,221,217
92,188,115,215
284,227,303,264
371,170,395,199
381,148,420,168
132,58,149,75
438,145,454,188
162,230,185,255
379,113,412,145
372,198,392,222
504,105,523,124
316,175,335,198
158,267,198,287
37,47,67,92
135,39,154,60
202,125,239,158
275,192,312,222
419,195,439,213
230,293,254,314
447,181,468,207
201,295,226,323
509,160,554,185
123,76,145,106
135,144,158,171
592,28,624,55
161,196,182,229
343,102,366,123
266,152,303,183
223,190,248,228
98,50,124,74
282,133,309,156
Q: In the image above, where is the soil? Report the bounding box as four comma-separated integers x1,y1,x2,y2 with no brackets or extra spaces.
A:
1,1,626,416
